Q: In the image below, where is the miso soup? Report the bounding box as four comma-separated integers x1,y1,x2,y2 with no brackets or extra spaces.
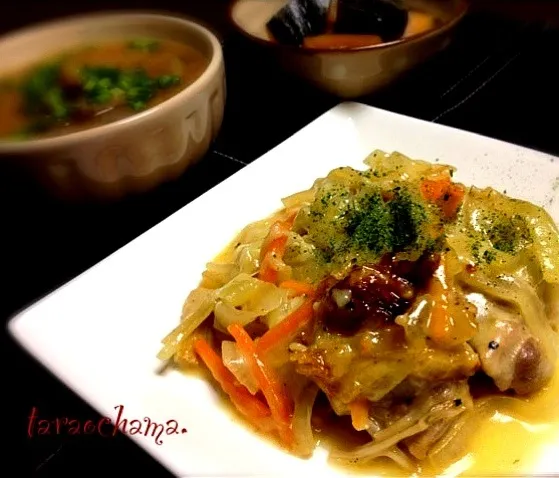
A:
0,38,209,141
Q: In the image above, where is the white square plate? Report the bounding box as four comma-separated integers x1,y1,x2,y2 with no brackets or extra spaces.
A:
9,102,559,477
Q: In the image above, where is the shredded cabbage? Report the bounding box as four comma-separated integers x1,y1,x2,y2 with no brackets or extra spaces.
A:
222,340,259,394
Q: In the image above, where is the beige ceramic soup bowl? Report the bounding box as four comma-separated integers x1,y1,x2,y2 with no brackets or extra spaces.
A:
231,0,468,98
0,12,226,200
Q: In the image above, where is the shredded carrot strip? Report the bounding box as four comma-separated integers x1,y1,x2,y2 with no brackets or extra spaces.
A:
427,255,453,346
193,339,272,429
258,220,292,283
227,324,294,446
420,173,465,218
349,398,370,431
259,235,289,283
441,183,466,218
279,280,315,296
258,209,300,284
428,275,450,344
428,255,477,347
283,209,299,226
257,297,315,355
420,175,451,202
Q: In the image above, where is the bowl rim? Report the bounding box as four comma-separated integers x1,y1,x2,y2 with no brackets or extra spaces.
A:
0,10,224,154
228,0,469,54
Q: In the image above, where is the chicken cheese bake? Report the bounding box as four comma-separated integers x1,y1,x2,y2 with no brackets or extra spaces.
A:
158,151,559,473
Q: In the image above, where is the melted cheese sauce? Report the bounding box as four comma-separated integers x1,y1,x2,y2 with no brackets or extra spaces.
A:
445,359,559,477
319,362,559,477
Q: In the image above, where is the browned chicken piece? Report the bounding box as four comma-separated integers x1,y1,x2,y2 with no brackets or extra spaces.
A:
316,255,440,336
316,263,416,335
291,257,481,409
411,343,480,382
467,295,554,395
403,381,474,460
292,317,479,410
406,419,453,460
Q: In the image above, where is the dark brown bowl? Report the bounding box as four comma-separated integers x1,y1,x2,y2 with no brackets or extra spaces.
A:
230,0,469,98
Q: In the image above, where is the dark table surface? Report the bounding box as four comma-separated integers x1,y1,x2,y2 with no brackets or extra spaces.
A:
4,0,559,475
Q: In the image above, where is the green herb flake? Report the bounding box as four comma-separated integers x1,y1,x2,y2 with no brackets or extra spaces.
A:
487,214,532,254
306,180,433,270
157,75,181,89
128,38,160,52
468,210,533,266
389,189,427,250
483,249,497,264
20,62,69,121
346,191,394,255
80,67,177,111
